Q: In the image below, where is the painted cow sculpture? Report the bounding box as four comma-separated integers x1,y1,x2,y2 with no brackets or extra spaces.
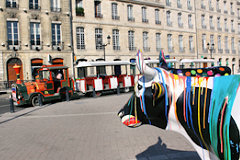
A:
118,51,240,160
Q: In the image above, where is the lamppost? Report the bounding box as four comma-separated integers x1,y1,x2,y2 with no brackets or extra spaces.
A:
207,42,214,59
207,42,215,66
97,35,111,61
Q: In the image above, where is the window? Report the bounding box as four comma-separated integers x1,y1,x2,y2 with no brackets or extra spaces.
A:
202,34,206,51
51,0,61,12
231,20,235,32
142,7,148,23
179,35,184,52
177,0,182,8
178,13,183,27
112,29,120,50
112,3,119,20
30,22,41,48
218,36,222,51
201,14,206,28
231,37,235,53
128,31,135,51
167,34,173,52
94,1,102,18
238,23,240,34
224,1,227,13
95,28,102,50
210,35,214,45
217,17,221,29
189,36,194,51
76,0,82,8
166,11,171,26
76,27,85,50
6,0,17,8
209,0,213,10
216,0,220,11
188,14,193,28
224,18,228,31
230,2,234,15
29,0,40,10
209,16,214,29
166,0,171,6
143,32,149,51
7,21,19,48
127,5,134,21
156,33,161,51
238,41,240,54
76,0,84,16
225,36,229,52
187,0,192,10
201,0,205,9
155,9,161,24
51,23,61,47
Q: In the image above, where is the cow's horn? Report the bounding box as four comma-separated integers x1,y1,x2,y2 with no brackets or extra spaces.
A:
136,50,156,80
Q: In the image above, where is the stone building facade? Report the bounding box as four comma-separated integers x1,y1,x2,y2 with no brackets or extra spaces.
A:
72,0,240,75
0,0,72,86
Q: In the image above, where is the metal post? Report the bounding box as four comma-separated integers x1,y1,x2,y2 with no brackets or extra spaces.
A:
66,89,70,101
9,95,15,113
92,88,96,97
103,45,106,61
38,94,43,106
117,85,120,95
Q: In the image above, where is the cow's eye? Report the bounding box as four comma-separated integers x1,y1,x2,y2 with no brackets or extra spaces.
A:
138,84,142,90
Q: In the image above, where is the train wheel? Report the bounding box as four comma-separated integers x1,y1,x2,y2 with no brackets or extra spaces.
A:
31,95,39,106
95,91,102,97
124,87,130,93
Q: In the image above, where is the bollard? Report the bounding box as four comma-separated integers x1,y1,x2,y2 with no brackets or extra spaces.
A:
9,95,15,113
117,85,120,95
92,88,96,97
66,89,70,101
38,94,43,106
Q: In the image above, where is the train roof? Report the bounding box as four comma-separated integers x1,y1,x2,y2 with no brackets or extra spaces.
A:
76,61,131,67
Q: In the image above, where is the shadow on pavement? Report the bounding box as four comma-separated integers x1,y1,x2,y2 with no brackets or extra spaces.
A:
135,137,201,160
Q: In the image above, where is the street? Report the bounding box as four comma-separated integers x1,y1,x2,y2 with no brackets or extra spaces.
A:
0,93,200,160
0,94,24,114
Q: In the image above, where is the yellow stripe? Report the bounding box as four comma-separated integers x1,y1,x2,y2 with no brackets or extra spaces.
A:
156,83,162,99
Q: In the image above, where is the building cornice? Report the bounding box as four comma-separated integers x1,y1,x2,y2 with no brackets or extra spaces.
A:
115,0,165,8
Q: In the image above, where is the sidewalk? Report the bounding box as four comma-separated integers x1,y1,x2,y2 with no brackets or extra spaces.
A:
0,93,200,160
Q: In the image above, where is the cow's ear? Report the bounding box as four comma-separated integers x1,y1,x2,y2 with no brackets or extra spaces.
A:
152,82,165,99
159,50,169,70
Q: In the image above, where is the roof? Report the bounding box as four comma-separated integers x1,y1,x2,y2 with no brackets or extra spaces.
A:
39,65,68,70
180,59,215,64
75,61,131,67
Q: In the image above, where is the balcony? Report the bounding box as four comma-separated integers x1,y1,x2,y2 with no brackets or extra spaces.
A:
112,15,120,20
225,28,229,32
143,47,150,52
179,47,185,53
129,47,136,51
217,27,222,31
6,2,18,8
189,24,193,29
156,47,163,52
168,47,174,53
52,41,64,51
167,21,172,27
210,26,215,30
113,46,120,50
225,49,229,53
128,17,135,22
231,12,235,15
202,25,207,29
217,9,221,13
95,13,103,18
218,49,223,53
203,48,208,53
155,20,161,25
209,7,214,11
30,40,42,50
231,29,235,33
29,4,41,10
178,23,183,28
190,47,195,53
142,19,149,23
224,10,228,14
7,40,20,50
76,7,84,16
51,7,61,12
77,45,85,50
232,50,236,54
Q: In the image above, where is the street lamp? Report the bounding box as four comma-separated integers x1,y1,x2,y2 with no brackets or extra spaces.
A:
97,35,111,61
207,42,214,59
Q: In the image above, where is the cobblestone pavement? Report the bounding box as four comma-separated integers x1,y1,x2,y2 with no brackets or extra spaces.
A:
0,93,200,160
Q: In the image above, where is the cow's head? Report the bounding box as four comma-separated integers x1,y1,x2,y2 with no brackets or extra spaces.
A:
118,51,170,129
